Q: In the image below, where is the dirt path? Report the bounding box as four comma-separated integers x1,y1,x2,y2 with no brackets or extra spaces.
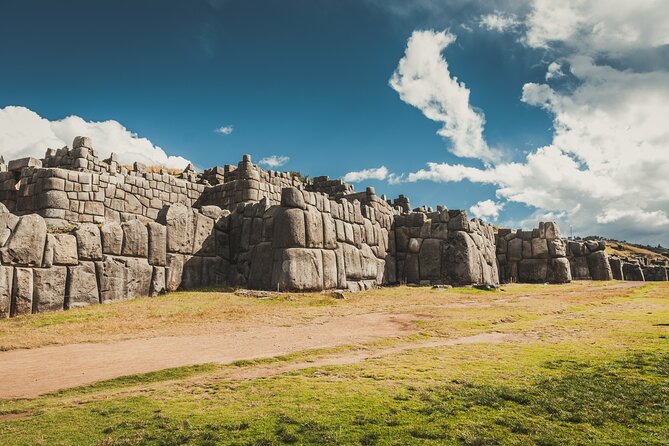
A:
0,312,421,399
222,332,526,381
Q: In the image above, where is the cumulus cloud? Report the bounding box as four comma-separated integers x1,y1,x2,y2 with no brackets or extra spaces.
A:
478,13,520,32
215,125,234,135
0,106,190,169
389,30,501,164
524,0,669,54
470,199,504,220
393,0,669,244
342,166,389,183
259,155,289,168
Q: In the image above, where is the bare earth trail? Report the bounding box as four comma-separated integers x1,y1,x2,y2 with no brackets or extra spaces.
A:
0,312,427,399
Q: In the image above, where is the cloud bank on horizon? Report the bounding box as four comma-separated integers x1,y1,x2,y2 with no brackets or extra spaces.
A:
0,106,191,169
350,0,669,244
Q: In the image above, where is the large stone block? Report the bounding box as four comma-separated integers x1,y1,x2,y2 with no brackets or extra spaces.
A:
642,265,668,281
67,261,99,308
181,256,203,289
248,242,274,289
622,262,644,281
335,246,347,288
547,258,572,284
11,267,33,316
540,222,561,240
305,207,324,248
442,231,482,285
126,258,153,298
166,253,185,292
419,238,441,280
342,243,362,280
101,222,123,255
33,266,67,313
507,238,523,262
272,208,306,248
518,259,548,283
570,256,591,279
281,187,306,209
322,213,337,249
192,213,216,255
121,220,149,257
75,223,103,260
159,203,194,254
272,248,323,291
5,214,47,266
321,249,338,289
0,266,13,318
531,238,549,259
147,222,167,266
52,234,78,265
405,253,420,284
151,266,166,296
548,239,567,258
608,257,623,280
96,256,128,303
587,251,613,281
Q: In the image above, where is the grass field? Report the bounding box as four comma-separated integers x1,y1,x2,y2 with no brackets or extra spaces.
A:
0,281,667,445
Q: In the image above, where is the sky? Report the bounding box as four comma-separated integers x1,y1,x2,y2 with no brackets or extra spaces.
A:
1,0,668,245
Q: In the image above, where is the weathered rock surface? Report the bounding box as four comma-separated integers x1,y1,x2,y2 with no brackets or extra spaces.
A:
75,223,103,260
33,266,67,313
4,214,47,265
67,261,99,308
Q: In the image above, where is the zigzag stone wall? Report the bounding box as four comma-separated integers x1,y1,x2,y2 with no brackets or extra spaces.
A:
1,135,667,318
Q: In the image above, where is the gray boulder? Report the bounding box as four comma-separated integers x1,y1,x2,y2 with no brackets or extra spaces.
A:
75,223,103,260
147,222,167,266
5,214,47,266
52,234,78,265
419,238,441,280
622,262,645,281
166,253,185,291
281,187,306,209
587,251,613,280
33,266,67,313
547,258,572,284
518,259,548,283
11,267,33,316
273,208,306,248
159,203,194,254
96,256,128,303
0,266,13,318
121,220,149,257
608,256,624,280
101,222,124,255
151,266,166,296
66,261,99,308
272,248,323,291
192,213,215,255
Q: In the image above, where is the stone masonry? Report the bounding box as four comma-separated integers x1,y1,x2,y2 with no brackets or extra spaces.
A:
0,136,666,318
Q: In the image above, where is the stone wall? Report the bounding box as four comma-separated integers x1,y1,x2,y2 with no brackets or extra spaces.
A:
0,201,227,318
393,208,498,286
566,240,613,280
216,186,396,292
611,256,669,282
495,222,571,283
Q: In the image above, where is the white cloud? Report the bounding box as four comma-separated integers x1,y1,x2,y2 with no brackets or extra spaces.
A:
215,125,234,135
259,155,289,168
478,13,520,32
389,30,501,164
470,199,504,220
387,1,669,244
0,106,190,169
545,61,564,80
342,166,389,183
524,0,669,54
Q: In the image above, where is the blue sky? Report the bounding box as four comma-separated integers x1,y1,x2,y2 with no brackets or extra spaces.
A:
1,0,668,245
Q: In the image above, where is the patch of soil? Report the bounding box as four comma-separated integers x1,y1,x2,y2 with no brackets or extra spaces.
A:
0,312,422,399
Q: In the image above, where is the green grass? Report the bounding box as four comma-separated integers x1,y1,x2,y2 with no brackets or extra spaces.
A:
0,282,667,445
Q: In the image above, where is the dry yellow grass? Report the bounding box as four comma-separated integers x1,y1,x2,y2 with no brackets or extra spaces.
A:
0,281,661,352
